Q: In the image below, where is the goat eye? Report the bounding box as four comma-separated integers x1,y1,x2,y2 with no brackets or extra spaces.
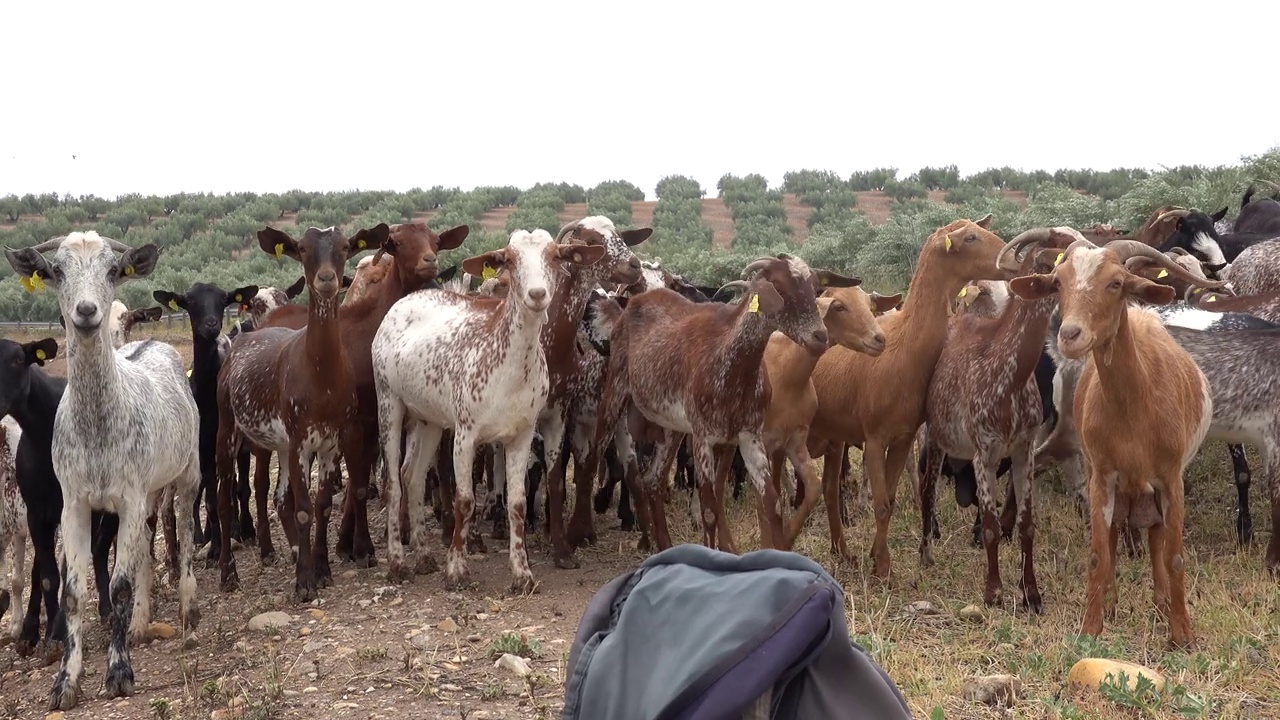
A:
966,235,977,243
1109,280,1123,290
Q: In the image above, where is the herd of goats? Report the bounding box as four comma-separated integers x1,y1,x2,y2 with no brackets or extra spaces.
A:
2,184,1280,710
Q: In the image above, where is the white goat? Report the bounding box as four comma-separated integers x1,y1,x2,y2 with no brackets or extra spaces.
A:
0,415,27,641
4,232,200,711
107,300,163,349
373,229,605,592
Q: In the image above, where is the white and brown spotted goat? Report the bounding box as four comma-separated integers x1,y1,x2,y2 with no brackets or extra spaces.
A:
373,229,607,592
5,232,201,710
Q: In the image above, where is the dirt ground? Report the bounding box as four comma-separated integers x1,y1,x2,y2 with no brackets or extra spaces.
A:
2,330,1278,720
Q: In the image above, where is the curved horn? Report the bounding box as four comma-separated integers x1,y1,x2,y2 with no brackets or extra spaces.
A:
996,228,1052,271
1167,246,1191,257
716,280,751,298
1259,179,1280,194
29,235,69,253
739,257,775,280
554,221,578,242
1153,207,1190,222
104,237,132,253
1106,240,1228,289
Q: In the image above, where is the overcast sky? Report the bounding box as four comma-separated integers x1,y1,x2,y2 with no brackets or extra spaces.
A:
2,0,1277,200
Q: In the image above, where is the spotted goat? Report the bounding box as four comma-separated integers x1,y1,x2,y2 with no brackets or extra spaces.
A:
373,229,606,591
5,232,201,711
0,414,27,641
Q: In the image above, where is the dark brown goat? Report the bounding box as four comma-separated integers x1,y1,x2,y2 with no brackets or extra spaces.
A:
257,222,468,567
584,254,859,552
214,224,388,601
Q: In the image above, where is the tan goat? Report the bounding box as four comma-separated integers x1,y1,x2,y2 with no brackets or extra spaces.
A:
755,286,899,548
806,215,1018,577
1009,238,1224,648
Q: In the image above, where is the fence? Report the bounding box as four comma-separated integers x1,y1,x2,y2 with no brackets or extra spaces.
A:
0,307,242,333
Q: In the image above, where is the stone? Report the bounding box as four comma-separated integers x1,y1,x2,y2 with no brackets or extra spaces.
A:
437,617,459,633
298,627,312,637
958,604,984,623
410,633,432,651
495,653,532,677
308,609,327,621
333,702,359,709
388,597,403,607
487,599,502,614
963,674,1021,706
248,611,293,633
993,643,1015,654
303,686,320,694
904,601,940,616
45,713,65,720
304,640,326,653
1068,658,1168,694
341,570,358,580
148,622,177,640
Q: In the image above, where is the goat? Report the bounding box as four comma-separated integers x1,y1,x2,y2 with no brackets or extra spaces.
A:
257,222,468,569
374,230,606,591
214,224,390,600
1236,184,1280,235
806,215,1013,577
1219,238,1280,295
153,283,259,558
345,252,395,306
1189,287,1280,323
918,228,1081,613
108,300,163,348
0,414,26,641
757,284,895,549
1009,238,1225,648
1148,208,1231,270
6,232,201,710
585,253,860,553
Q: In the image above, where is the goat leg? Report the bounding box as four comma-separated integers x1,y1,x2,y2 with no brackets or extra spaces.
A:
1011,445,1041,613
252,450,276,563
918,440,944,567
235,449,255,544
1229,444,1253,545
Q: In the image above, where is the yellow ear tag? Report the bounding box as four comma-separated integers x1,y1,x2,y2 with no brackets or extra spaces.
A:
21,271,45,293
274,243,285,259
1192,288,1203,295
1054,252,1065,267
186,367,192,377
124,265,135,276
234,293,242,303
169,299,179,311
1156,269,1169,279
958,287,968,299
356,239,367,250
1206,295,1217,303
943,235,953,252
481,263,498,281
35,348,47,361
748,294,760,313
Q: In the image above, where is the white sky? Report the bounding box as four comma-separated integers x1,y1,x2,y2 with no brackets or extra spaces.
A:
2,0,1277,200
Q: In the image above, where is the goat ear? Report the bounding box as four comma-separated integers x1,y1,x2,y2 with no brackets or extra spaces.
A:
620,228,653,247
153,290,185,312
436,265,459,285
1009,274,1057,300
559,244,607,267
258,227,300,261
814,269,861,289
1031,247,1069,273
340,274,354,289
750,281,785,314
1211,206,1229,222
974,213,994,229
284,276,306,299
350,223,391,253
1124,273,1177,305
131,306,164,324
5,248,54,288
116,244,161,283
226,286,259,308
23,338,58,366
436,225,470,251
461,250,505,280
871,292,903,314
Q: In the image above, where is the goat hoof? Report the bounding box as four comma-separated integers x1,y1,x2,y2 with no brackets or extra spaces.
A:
387,563,413,584
1022,593,1044,615
183,607,202,633
554,554,580,570
16,639,36,658
260,550,277,566
48,671,79,711
293,582,319,604
220,570,240,593
919,546,934,568
105,662,135,698
445,572,471,591
466,537,488,555
637,536,651,553
39,640,64,665
592,494,610,515
414,555,439,575
508,575,537,596
0,590,8,618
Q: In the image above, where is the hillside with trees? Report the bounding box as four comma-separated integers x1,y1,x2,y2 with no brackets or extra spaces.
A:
2,149,1278,322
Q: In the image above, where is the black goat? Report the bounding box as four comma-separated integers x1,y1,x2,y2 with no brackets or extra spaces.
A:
1155,209,1231,269
0,338,117,656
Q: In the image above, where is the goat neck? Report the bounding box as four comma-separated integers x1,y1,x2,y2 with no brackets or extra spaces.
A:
764,331,822,396
6,369,63,446
63,310,125,421
541,261,603,385
303,279,345,366
1084,308,1149,416
996,291,1059,391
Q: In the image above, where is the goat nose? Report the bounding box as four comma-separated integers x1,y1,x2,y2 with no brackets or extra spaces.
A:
317,270,337,283
628,257,641,269
528,288,548,302
812,329,829,346
1060,324,1082,342
873,332,886,346
75,301,96,318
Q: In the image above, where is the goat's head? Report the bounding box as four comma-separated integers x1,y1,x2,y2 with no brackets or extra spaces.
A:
0,338,58,415
381,222,469,292
817,286,897,357
344,252,395,306
555,216,651,287
5,232,161,341
923,214,1010,286
257,224,390,304
462,230,606,314
241,283,295,325
723,253,861,354
1132,205,1190,248
107,299,163,349
955,281,1009,318
1009,238,1227,360
1152,208,1229,272
1124,247,1212,301
155,282,259,343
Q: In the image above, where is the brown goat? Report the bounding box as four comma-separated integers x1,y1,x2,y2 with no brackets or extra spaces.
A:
918,228,1079,612
1009,238,1224,648
1190,287,1280,322
214,224,389,600
756,286,897,548
259,222,468,566
806,215,1015,578
586,254,860,553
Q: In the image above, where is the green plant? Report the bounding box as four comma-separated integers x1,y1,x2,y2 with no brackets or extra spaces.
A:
489,631,543,659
